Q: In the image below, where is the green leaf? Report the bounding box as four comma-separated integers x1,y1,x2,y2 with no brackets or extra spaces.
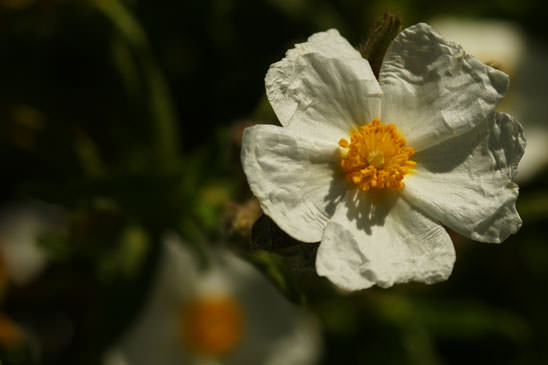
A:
94,0,181,169
251,214,317,268
245,250,306,305
247,215,320,304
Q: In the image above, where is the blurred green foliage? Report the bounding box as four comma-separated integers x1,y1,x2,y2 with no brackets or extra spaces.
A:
1,0,548,364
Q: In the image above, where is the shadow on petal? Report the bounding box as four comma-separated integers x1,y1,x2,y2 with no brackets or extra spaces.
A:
337,188,399,235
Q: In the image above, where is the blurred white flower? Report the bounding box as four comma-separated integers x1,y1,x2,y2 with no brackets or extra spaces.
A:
0,201,64,286
105,235,321,365
431,16,548,181
241,24,525,291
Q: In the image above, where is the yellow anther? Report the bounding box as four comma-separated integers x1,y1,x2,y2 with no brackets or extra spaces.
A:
338,138,349,148
339,118,415,191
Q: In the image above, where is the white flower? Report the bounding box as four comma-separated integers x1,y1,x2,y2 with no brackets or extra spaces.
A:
0,201,64,286
241,23,525,291
430,17,548,182
105,236,321,365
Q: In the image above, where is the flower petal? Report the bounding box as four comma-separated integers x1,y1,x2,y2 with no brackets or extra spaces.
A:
112,236,322,365
222,248,322,365
516,125,548,182
402,112,525,243
316,191,455,291
379,23,509,152
112,238,196,365
263,315,321,365
241,124,346,242
266,29,382,142
0,202,64,285
429,17,525,76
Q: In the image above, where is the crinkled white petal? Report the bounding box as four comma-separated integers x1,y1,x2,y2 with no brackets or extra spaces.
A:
429,17,525,75
402,112,525,243
428,18,545,182
241,124,346,242
266,29,361,127
316,191,455,291
266,29,382,143
379,23,509,152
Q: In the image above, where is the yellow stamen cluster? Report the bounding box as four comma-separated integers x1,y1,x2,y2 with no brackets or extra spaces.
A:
339,118,416,191
179,296,244,357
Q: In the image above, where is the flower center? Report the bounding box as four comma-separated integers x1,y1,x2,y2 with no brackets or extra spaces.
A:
0,313,23,348
338,118,416,191
179,296,244,357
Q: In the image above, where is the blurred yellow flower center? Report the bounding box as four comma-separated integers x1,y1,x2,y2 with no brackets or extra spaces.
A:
338,118,416,191
0,313,23,348
180,296,244,357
